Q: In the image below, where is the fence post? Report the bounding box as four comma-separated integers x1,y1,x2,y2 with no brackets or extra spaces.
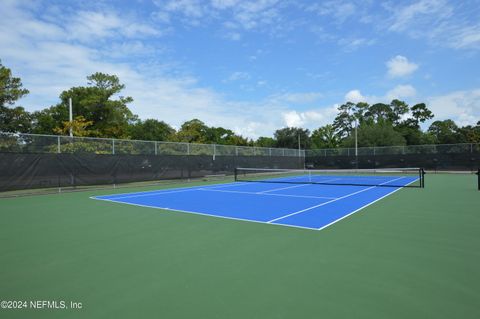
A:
213,144,216,161
187,143,190,155
112,139,115,155
155,141,158,155
57,136,61,153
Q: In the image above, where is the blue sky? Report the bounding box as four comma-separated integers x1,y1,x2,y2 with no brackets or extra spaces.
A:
1,0,479,138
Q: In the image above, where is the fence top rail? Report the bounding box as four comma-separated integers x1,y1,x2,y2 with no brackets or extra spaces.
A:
307,143,480,155
0,131,304,156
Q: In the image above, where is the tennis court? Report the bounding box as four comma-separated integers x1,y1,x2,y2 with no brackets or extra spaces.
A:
1,171,479,319
92,168,423,230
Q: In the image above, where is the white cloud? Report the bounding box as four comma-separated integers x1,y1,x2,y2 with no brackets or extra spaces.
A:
388,0,451,32
225,71,250,82
345,90,366,103
385,85,417,100
427,89,480,127
224,31,242,41
338,37,376,51
281,107,337,129
386,55,419,78
342,86,480,129
211,0,240,10
163,0,205,18
386,1,480,51
282,111,304,127
271,92,323,104
307,1,356,23
3,0,478,141
0,2,338,139
67,11,161,42
226,0,282,30
448,25,480,50
256,80,267,87
345,85,416,104
154,0,282,34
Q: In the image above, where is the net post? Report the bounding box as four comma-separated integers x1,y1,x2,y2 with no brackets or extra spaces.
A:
420,168,425,188
234,168,238,181
476,168,479,191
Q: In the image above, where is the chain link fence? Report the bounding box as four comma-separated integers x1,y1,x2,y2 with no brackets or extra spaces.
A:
306,143,480,171
306,143,480,157
0,132,305,157
0,132,305,193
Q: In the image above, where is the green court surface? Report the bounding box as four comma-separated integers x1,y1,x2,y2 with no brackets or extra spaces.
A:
1,173,479,318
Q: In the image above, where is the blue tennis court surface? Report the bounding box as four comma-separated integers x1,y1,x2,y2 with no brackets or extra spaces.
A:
92,174,418,230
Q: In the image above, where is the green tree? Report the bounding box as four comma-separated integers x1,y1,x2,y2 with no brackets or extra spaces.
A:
342,120,406,147
207,126,237,144
411,103,434,126
174,119,210,143
311,124,341,148
255,137,276,147
393,103,434,145
0,60,29,107
0,106,32,133
364,103,393,123
32,104,68,134
0,60,31,133
42,72,136,138
427,120,462,144
224,134,250,146
274,127,310,149
389,99,410,125
354,102,370,122
53,116,94,137
394,123,431,145
457,121,480,143
129,119,175,141
333,102,356,138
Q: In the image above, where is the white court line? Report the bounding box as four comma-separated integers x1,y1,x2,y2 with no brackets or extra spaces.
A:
254,177,343,195
99,188,199,200
315,178,419,231
257,183,310,193
91,196,319,231
91,175,418,231
95,181,253,200
197,188,337,200
267,176,406,223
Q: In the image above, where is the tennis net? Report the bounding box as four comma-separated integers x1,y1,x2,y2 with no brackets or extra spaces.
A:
234,167,425,188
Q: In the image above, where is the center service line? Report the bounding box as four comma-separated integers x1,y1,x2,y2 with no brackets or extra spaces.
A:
267,176,405,223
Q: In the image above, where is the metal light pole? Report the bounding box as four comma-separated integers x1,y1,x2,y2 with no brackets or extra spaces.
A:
298,132,304,169
69,97,73,137
298,133,301,153
355,119,358,169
